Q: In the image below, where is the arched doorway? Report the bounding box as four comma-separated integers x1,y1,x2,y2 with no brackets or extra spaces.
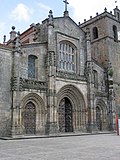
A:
95,100,108,131
21,93,46,135
58,97,73,132
23,102,36,134
96,106,102,131
57,85,87,133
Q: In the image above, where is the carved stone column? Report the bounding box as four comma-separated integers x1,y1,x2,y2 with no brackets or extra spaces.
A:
107,62,115,131
86,28,97,132
11,32,22,136
45,10,58,135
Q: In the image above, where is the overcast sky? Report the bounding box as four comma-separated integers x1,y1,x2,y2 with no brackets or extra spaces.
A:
0,0,119,43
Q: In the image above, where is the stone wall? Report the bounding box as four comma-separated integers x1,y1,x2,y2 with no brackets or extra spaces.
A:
54,17,86,76
81,12,120,114
21,43,47,81
56,78,87,107
0,47,12,137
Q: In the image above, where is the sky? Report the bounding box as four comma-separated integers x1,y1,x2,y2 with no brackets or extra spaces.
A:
0,0,120,43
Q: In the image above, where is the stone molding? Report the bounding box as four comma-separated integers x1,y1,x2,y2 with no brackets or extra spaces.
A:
56,71,86,81
11,77,46,91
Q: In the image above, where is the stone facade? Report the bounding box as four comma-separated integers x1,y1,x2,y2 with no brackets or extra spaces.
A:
0,7,119,137
0,46,12,137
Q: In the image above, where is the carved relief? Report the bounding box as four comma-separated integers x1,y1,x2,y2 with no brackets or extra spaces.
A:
48,51,56,66
57,71,86,81
11,77,46,91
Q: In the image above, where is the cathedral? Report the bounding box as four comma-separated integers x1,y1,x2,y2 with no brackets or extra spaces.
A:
0,2,120,137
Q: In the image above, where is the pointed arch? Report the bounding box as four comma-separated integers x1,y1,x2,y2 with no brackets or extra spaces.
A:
21,93,46,135
93,27,99,39
113,25,118,42
57,84,87,132
95,99,108,131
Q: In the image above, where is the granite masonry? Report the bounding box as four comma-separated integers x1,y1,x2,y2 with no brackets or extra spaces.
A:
0,5,120,137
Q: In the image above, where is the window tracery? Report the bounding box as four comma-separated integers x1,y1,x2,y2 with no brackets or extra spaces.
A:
59,42,76,72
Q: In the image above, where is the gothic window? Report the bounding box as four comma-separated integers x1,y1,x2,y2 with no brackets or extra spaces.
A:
93,27,98,39
28,55,38,78
117,12,120,21
59,42,76,72
113,25,118,42
93,70,98,88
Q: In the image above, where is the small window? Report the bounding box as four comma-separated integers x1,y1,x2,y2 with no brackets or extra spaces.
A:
117,13,120,21
93,70,98,88
113,25,118,42
28,55,38,78
93,27,98,39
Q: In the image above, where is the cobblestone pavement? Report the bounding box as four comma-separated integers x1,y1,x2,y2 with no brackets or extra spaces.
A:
0,134,120,160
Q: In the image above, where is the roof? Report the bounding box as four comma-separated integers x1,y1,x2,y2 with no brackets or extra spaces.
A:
0,43,13,50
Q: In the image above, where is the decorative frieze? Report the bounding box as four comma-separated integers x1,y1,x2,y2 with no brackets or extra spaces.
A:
95,91,107,97
56,70,86,81
11,77,18,90
47,51,56,66
11,77,46,91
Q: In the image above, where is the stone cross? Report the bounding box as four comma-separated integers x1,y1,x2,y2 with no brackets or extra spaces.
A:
63,0,69,11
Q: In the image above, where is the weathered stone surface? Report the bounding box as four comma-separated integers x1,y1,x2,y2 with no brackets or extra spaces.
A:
1,6,120,137
0,48,12,137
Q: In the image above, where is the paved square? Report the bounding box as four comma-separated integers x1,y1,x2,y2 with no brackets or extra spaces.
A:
0,134,120,160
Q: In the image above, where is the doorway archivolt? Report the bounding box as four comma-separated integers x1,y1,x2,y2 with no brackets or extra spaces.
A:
21,93,46,135
95,99,108,131
57,85,87,132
